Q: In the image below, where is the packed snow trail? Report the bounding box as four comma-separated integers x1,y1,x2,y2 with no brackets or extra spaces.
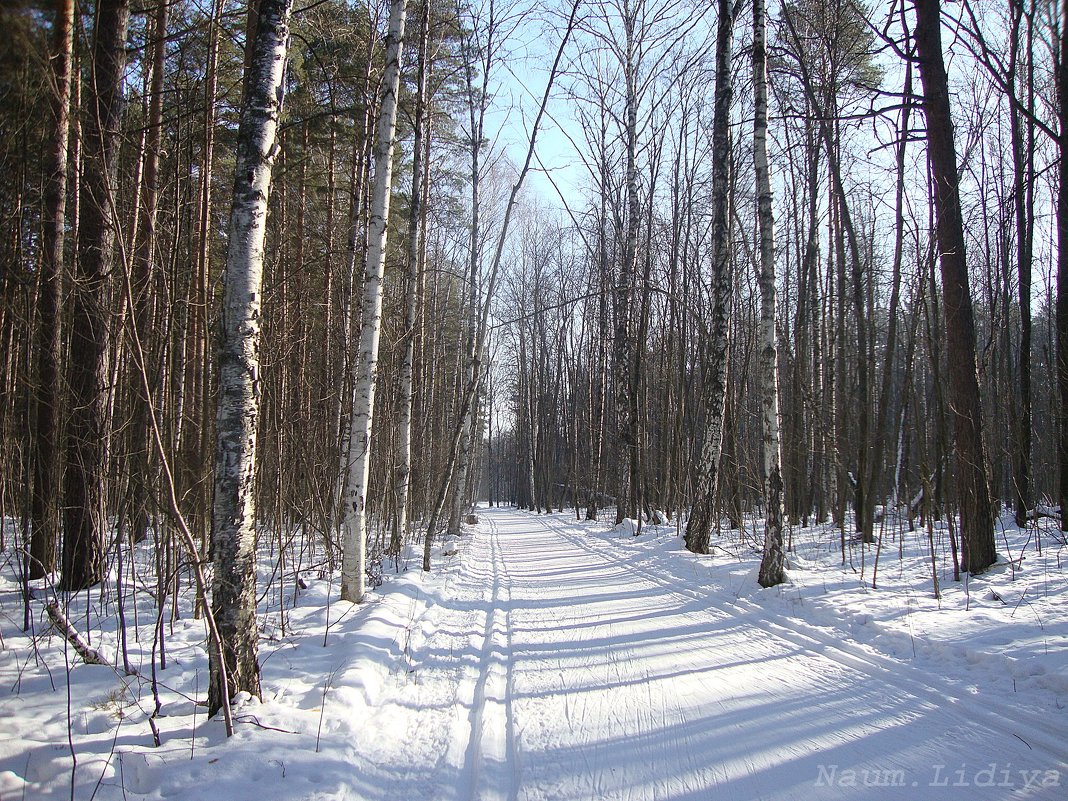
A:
411,507,1065,801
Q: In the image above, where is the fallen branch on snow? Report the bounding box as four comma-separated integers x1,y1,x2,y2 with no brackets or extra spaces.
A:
46,601,110,667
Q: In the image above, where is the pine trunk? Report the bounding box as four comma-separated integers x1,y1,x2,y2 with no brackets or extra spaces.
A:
914,0,996,571
128,0,169,545
30,0,74,579
60,0,131,591
1057,0,1068,531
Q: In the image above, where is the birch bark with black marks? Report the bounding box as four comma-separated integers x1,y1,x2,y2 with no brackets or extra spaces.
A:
754,0,785,588
341,0,407,603
208,0,293,715
684,0,734,555
610,0,640,525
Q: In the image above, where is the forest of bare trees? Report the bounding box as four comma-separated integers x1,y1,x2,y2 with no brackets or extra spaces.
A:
1,0,1067,718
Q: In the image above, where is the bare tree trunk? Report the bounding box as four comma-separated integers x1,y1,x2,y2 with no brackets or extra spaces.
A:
61,0,131,591
208,0,293,715
873,30,912,523
914,0,996,572
1008,0,1034,526
588,179,609,521
754,0,785,588
30,0,74,579
1057,0,1068,531
684,0,734,555
392,0,431,554
422,0,581,569
449,0,495,536
128,0,169,545
330,44,376,561
341,0,408,603
187,0,227,551
611,1,639,525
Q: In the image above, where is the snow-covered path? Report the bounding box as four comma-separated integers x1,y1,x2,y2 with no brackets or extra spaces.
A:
409,507,1065,801
10,505,1062,801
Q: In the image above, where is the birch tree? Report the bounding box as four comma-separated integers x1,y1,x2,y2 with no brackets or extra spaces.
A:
754,0,785,587
209,0,294,716
341,0,408,603
684,0,734,555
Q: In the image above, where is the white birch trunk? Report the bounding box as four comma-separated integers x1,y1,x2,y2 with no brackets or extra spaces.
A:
450,423,473,531
209,0,292,715
341,0,408,603
753,0,785,588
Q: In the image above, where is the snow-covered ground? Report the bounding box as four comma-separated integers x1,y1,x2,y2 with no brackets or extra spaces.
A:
1,506,1066,800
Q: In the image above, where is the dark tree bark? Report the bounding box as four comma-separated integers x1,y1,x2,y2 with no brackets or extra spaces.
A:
392,0,432,555
30,0,74,579
684,0,735,555
60,0,131,591
1057,0,1068,531
913,0,996,572
683,0,734,559
1009,0,1034,527
128,0,169,545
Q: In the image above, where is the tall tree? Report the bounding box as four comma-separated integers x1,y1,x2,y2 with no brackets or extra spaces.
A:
613,0,641,525
341,0,408,603
913,0,996,572
60,0,131,591
1008,0,1034,527
392,0,432,554
684,0,735,555
1057,0,1068,531
754,0,785,587
29,0,74,579
422,0,581,570
209,0,294,716
448,0,492,536
127,0,169,544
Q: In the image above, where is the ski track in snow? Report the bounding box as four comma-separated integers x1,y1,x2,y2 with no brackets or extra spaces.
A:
3,506,1066,801
413,507,1068,801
